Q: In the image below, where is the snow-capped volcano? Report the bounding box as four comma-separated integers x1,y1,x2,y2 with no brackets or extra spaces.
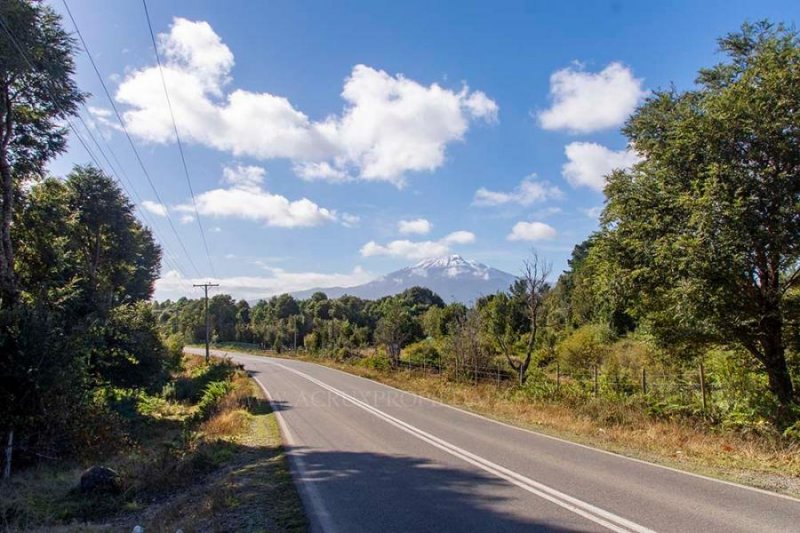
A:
293,255,517,303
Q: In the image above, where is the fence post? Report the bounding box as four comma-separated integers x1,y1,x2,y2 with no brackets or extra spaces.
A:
699,362,708,412
556,362,560,391
496,362,501,388
593,365,599,397
3,429,12,479
641,367,647,395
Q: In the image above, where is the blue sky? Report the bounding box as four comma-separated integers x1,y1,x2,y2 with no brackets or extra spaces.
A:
47,0,798,301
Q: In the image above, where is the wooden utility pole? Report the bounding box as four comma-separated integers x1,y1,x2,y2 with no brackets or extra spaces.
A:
193,282,219,363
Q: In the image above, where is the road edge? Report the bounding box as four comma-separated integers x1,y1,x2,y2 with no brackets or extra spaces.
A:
249,367,338,533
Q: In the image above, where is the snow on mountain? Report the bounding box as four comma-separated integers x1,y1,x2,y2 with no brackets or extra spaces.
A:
292,255,517,303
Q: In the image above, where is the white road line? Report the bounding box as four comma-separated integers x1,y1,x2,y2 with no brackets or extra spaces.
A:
266,359,657,533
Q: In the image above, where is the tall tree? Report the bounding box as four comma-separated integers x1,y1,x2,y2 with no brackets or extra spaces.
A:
375,298,413,367
0,0,85,305
601,22,800,410
65,166,160,309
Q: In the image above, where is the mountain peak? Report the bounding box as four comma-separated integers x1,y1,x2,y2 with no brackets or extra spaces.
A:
413,254,480,269
293,255,516,303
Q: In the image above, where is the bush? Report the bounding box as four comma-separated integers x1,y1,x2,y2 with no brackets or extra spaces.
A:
174,357,237,402
705,347,778,429
558,324,612,373
358,353,391,371
86,303,171,392
196,381,233,421
403,340,441,366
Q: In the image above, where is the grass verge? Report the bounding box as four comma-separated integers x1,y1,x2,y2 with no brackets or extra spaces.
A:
0,355,307,532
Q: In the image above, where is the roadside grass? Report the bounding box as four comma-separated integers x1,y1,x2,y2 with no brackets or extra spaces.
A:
200,343,800,498
0,354,307,532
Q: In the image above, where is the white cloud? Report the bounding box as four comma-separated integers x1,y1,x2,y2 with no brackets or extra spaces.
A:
562,142,641,191
117,18,497,186
538,62,646,133
180,214,195,224
174,165,337,228
341,213,361,228
441,230,475,245
155,266,374,301
87,106,112,119
507,221,557,241
473,175,562,207
293,161,351,183
141,200,168,217
361,230,476,260
398,218,432,235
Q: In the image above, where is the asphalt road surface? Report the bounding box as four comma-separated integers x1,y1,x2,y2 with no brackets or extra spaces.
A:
186,348,800,533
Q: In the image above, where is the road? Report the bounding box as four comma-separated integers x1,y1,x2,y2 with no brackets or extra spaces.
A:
186,348,800,533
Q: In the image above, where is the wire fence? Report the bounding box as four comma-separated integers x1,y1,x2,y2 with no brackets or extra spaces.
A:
212,342,717,412
394,358,714,409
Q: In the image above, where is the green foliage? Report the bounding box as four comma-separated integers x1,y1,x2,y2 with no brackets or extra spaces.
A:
404,340,441,366
374,297,416,365
196,381,233,421
84,303,171,391
174,359,236,404
558,324,613,373
598,21,800,408
0,0,86,303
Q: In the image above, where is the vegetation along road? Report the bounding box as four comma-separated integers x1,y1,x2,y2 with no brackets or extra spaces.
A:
186,348,800,533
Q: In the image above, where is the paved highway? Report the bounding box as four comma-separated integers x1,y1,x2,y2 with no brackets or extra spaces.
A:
186,348,800,533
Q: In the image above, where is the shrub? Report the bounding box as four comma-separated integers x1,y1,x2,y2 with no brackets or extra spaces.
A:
404,340,441,366
558,324,612,373
196,381,233,421
359,354,391,371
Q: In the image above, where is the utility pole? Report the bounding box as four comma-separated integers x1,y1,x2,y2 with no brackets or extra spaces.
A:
193,282,219,363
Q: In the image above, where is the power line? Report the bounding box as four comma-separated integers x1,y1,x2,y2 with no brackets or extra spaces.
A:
74,105,192,289
59,0,202,277
0,13,193,293
141,0,215,278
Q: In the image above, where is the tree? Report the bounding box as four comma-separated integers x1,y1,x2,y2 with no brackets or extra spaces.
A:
65,166,160,309
0,0,85,305
601,22,800,411
510,253,551,385
482,292,525,376
375,298,413,366
449,308,490,380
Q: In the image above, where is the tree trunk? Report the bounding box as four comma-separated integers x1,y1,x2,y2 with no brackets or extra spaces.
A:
518,357,530,385
763,341,795,409
0,154,16,307
755,311,796,413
